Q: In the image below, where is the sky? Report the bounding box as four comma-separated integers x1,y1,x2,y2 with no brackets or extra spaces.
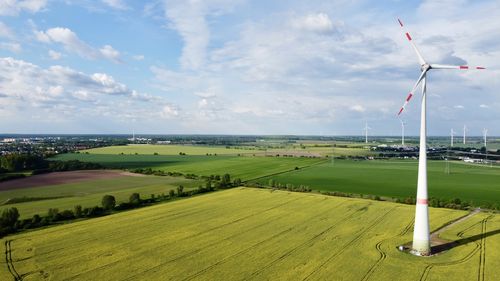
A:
0,0,499,136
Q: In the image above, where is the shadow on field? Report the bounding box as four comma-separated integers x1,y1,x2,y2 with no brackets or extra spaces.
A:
431,228,500,254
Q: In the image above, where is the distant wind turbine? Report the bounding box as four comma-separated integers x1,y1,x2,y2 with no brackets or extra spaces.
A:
396,18,485,256
450,128,455,147
363,123,371,144
463,125,467,145
483,128,488,148
400,119,406,146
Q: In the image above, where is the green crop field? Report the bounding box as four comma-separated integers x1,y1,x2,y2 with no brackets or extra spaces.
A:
1,188,498,280
257,159,500,207
54,153,325,181
0,175,201,219
82,144,259,155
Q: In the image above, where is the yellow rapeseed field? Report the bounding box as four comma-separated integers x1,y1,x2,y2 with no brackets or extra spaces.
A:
1,188,498,280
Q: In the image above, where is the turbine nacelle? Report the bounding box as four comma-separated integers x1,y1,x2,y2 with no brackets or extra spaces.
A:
421,64,431,72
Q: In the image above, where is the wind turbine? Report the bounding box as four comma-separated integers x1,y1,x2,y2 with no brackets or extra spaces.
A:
400,119,406,146
463,125,467,145
363,122,371,144
483,128,488,148
450,128,455,147
396,18,485,256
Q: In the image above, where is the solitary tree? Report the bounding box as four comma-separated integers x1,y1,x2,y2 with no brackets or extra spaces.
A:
221,174,231,188
129,193,141,206
74,205,83,218
177,185,184,196
0,207,20,228
102,195,116,210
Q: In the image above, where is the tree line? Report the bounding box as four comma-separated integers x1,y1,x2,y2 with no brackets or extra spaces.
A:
0,154,103,181
245,179,500,212
0,173,240,237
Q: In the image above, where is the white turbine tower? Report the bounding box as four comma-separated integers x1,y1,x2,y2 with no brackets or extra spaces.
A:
463,125,467,145
400,119,406,146
450,128,455,147
483,128,488,148
364,123,371,144
396,19,485,256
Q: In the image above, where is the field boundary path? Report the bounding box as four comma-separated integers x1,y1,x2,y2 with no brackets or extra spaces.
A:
244,159,328,183
430,208,481,248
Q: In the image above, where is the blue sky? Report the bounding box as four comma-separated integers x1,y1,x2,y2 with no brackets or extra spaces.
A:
0,0,498,136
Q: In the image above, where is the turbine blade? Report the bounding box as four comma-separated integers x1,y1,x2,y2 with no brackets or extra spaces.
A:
398,18,426,66
397,70,427,116
431,64,486,70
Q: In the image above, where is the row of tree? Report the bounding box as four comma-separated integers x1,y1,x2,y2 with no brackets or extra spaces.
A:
129,168,241,189
0,154,102,175
245,180,500,212
0,173,242,237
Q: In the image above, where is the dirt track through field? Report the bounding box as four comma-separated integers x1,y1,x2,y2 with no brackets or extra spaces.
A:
0,170,141,191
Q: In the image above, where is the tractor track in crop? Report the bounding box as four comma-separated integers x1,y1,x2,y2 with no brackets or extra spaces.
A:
360,218,414,281
128,200,353,281
37,206,222,258
122,202,351,281
183,201,359,281
66,197,307,280
4,240,22,281
40,195,297,261
302,207,396,281
419,215,491,281
478,217,487,281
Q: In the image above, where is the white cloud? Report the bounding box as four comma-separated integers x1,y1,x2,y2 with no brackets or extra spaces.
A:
161,105,179,118
454,105,465,109
72,90,96,102
99,45,122,63
162,0,242,70
48,49,62,60
479,104,489,108
0,0,47,16
0,22,14,39
101,0,129,10
39,27,97,59
0,57,175,122
133,54,144,61
350,105,366,112
36,27,123,63
291,13,336,34
0,42,21,53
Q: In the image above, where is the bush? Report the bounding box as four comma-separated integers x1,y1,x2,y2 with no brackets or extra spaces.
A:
102,195,116,210
74,205,83,218
31,214,41,225
129,193,141,206
0,207,20,228
177,185,185,196
87,206,105,217
60,210,75,220
47,208,60,221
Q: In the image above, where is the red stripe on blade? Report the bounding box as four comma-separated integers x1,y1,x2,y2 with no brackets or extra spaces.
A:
398,19,404,27
398,108,404,115
460,66,469,69
476,66,485,69
405,33,412,41
406,93,413,102
417,198,428,205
